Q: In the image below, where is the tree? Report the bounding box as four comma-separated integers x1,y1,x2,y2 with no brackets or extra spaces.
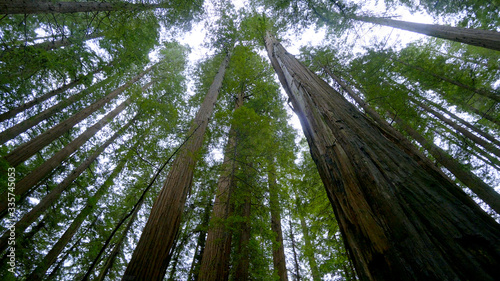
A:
265,31,500,280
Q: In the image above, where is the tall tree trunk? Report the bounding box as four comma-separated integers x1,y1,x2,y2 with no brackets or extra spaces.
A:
0,118,135,253
288,215,301,281
0,1,162,15
324,68,500,215
0,63,105,123
297,211,320,281
3,65,153,166
411,97,500,158
393,57,500,102
234,192,251,281
122,52,231,281
0,74,116,145
0,95,138,216
265,32,500,281
198,91,244,281
354,16,500,52
268,165,289,281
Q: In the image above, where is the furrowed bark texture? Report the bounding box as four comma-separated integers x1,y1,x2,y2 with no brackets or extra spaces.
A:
122,53,231,281
198,92,243,281
0,117,134,254
0,97,135,216
268,166,289,281
0,74,114,145
265,33,500,281
0,1,161,14
355,16,500,52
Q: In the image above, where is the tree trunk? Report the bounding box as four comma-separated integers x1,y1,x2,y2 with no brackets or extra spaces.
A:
3,65,153,166
198,91,243,281
268,165,289,281
0,117,135,253
122,52,231,281
234,193,251,281
288,215,301,281
265,32,500,281
412,97,500,158
393,57,500,102
187,194,213,281
0,96,137,216
0,1,162,14
0,74,115,145
354,16,500,52
298,212,320,281
0,63,104,123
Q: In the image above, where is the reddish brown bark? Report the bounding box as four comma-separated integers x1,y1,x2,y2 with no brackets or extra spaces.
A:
3,65,153,167
234,193,251,281
266,32,500,281
0,1,162,14
268,166,289,281
122,53,231,281
198,92,243,281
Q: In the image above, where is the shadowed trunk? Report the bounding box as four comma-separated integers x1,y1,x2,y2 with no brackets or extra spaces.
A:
0,74,116,145
268,165,289,281
3,65,153,167
123,52,231,281
266,32,500,281
0,117,134,253
198,91,243,281
0,1,162,14
234,192,251,281
187,195,213,281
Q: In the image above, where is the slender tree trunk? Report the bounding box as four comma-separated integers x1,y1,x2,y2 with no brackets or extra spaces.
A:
466,104,500,127
0,63,105,123
0,95,138,216
123,52,231,281
268,165,289,281
393,58,500,102
354,16,500,52
298,211,320,281
198,91,243,281
0,74,115,145
288,216,301,281
412,97,500,158
0,1,162,15
234,192,251,281
0,118,135,253
265,32,500,281
2,65,153,166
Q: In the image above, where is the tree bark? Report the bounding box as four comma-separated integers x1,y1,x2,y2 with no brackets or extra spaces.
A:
234,192,251,281
0,63,104,123
268,165,289,281
0,74,115,145
198,91,243,281
0,117,135,253
0,96,137,216
354,16,500,52
122,52,231,281
3,65,153,166
265,32,500,281
0,1,162,15
187,196,213,281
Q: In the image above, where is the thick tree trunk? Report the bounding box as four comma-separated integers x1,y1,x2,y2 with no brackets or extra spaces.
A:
198,92,243,281
3,65,153,166
0,1,162,14
268,166,289,281
355,16,500,52
412,97,500,158
265,32,500,281
0,96,136,216
393,58,500,102
298,212,320,281
0,64,104,123
0,118,134,254
0,74,115,145
122,53,231,281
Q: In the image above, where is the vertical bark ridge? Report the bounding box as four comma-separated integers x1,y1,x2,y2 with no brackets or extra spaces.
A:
122,52,231,281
